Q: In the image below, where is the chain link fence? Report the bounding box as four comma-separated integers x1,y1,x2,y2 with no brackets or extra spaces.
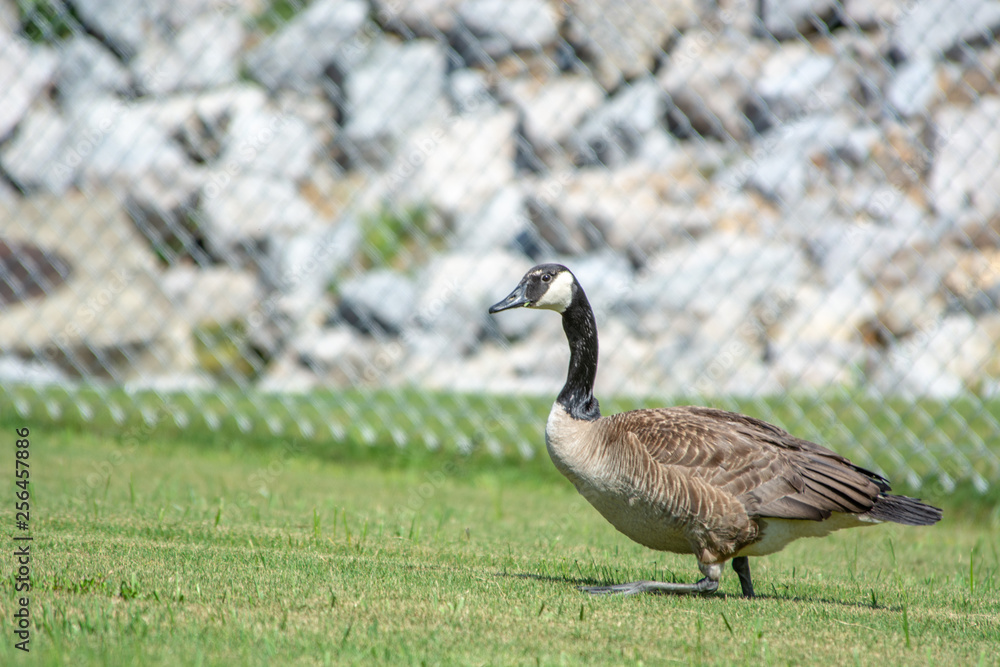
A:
2,0,999,492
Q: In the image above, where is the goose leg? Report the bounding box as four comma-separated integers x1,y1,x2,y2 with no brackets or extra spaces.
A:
732,556,755,598
579,563,721,596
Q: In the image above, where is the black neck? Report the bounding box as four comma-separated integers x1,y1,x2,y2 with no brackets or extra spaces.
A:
557,291,601,421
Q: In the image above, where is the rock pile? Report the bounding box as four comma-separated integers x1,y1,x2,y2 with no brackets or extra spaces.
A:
2,0,1000,399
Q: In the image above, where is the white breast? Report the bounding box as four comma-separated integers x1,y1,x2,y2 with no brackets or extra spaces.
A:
545,402,694,554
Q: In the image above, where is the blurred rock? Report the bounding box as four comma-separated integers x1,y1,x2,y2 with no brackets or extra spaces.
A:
565,0,698,89
131,12,245,94
452,185,527,252
290,325,379,388
842,0,901,28
484,322,566,390
200,174,316,257
220,101,319,181
0,103,74,193
659,30,771,141
245,0,371,92
449,68,498,113
643,326,782,397
125,150,202,246
530,166,717,257
886,58,940,118
875,284,948,339
0,33,57,138
571,76,669,167
341,40,448,168
945,248,1000,307
55,35,132,101
258,350,321,393
374,0,463,36
889,0,1000,63
634,128,684,171
930,97,1000,222
415,250,533,351
338,269,418,335
145,83,258,130
454,0,558,60
837,124,884,166
509,75,604,166
70,97,189,183
161,266,260,326
0,237,72,306
123,372,214,393
727,115,853,204
592,322,659,396
46,96,207,226
758,0,841,40
752,44,852,129
774,272,876,345
768,340,867,388
871,314,1000,398
70,0,151,58
385,109,518,217
270,218,359,309
628,235,807,330
0,190,193,380
805,223,927,287
949,41,1000,101
0,1,16,28
70,0,238,58
863,234,949,297
403,328,562,396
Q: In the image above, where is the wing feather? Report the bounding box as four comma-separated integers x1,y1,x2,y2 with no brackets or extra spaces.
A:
606,406,885,522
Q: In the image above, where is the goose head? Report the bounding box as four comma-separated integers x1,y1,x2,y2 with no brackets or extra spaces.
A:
488,263,578,314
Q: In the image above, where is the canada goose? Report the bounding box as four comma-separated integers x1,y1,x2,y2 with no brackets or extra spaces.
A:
488,264,942,598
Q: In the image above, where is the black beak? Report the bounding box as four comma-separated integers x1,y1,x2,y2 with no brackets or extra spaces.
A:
489,283,531,313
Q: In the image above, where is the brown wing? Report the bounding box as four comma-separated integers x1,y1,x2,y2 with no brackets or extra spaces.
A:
605,406,888,521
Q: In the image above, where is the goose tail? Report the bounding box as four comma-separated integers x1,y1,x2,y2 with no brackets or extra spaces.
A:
865,493,942,526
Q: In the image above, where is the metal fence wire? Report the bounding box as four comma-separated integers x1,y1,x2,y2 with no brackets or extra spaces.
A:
2,0,1000,492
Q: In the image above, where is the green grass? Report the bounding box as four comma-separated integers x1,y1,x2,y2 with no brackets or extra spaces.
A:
251,0,312,35
17,1,81,43
2,416,999,665
357,203,440,272
193,321,271,383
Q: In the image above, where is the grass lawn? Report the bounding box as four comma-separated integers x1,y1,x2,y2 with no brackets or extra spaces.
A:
1,416,998,666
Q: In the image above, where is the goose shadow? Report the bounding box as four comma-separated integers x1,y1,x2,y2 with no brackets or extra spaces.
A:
492,570,905,611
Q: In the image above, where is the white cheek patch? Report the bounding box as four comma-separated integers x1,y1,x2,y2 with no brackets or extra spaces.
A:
532,271,575,313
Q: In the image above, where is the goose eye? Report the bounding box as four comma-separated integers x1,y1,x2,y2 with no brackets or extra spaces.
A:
541,273,551,283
